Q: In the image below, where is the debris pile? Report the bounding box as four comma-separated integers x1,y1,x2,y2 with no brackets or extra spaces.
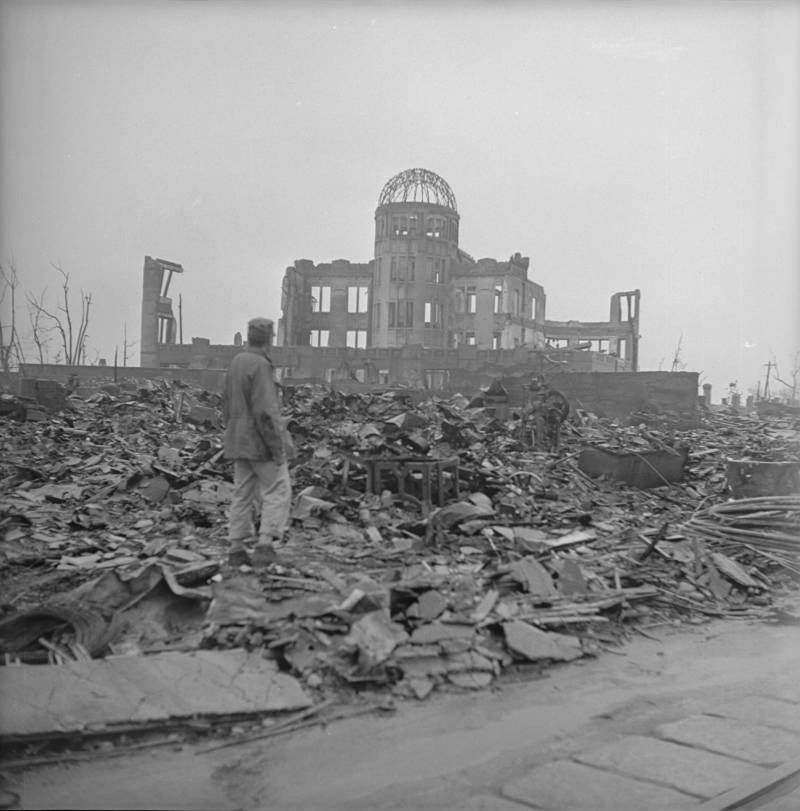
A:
1,379,799,714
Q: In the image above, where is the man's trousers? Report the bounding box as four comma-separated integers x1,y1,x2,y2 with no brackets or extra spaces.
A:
228,459,291,545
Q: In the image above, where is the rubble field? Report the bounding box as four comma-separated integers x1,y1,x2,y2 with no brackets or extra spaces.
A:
1,378,798,763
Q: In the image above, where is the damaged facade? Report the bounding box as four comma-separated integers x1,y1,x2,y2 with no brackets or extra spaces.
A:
277,168,639,360
140,168,640,386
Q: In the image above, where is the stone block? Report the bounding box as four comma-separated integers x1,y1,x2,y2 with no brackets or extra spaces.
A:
710,696,800,732
659,715,800,766
756,787,800,810
0,649,310,736
575,735,766,798
502,760,696,810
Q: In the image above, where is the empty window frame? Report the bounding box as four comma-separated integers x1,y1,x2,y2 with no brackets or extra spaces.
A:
309,329,330,348
513,289,521,316
388,301,414,328
493,284,503,314
390,255,416,282
546,338,569,349
425,370,448,390
590,339,609,353
466,286,477,313
346,329,367,349
424,302,443,327
621,294,637,321
310,284,331,313
465,331,476,346
391,217,409,237
347,285,369,313
492,333,502,350
430,258,444,284
530,296,537,319
425,218,443,238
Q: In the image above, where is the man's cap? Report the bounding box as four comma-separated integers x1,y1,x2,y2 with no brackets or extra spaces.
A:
247,317,274,336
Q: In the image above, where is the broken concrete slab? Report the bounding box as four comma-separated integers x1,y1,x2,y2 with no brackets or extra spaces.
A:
470,588,499,623
502,759,695,810
410,621,475,645
397,654,449,679
407,676,435,700
503,621,583,662
0,649,311,737
414,589,449,620
447,671,493,689
551,559,587,595
709,552,761,589
207,579,338,625
574,734,766,798
507,557,557,597
345,610,408,669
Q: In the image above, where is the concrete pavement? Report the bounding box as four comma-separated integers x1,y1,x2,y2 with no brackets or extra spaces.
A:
6,618,800,810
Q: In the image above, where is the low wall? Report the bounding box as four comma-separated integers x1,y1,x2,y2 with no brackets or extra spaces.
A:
499,371,699,421
17,363,698,421
18,363,227,393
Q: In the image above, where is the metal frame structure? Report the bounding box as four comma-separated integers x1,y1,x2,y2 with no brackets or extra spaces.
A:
378,168,458,211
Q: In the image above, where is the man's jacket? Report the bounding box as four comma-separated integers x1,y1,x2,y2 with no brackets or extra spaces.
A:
222,347,285,462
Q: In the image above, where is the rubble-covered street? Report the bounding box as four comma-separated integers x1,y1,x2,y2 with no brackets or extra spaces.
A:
1,378,798,790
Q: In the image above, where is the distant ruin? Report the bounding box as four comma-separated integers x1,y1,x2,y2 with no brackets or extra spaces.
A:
140,168,640,390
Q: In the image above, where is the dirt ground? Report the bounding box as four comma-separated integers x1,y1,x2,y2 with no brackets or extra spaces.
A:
5,615,800,811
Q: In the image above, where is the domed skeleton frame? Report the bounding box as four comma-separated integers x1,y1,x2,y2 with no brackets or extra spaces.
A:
378,168,458,211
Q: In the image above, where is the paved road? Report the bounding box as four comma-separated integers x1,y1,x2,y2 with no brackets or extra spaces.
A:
6,619,800,810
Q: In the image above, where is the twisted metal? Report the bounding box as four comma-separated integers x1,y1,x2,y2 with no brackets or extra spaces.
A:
378,168,457,211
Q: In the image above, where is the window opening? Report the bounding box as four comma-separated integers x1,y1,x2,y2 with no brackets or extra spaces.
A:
493,284,503,314
346,329,368,349
310,284,331,313
347,285,369,313
309,329,329,348
466,286,476,313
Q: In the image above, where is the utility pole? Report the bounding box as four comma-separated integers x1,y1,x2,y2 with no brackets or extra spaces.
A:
764,361,775,400
179,294,183,344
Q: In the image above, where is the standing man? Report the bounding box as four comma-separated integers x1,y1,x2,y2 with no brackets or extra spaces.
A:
223,317,292,567
525,375,569,452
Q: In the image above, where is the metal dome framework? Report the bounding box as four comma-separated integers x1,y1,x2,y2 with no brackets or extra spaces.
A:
378,168,457,211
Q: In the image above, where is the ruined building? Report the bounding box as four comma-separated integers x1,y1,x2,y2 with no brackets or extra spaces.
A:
278,168,639,366
140,168,640,388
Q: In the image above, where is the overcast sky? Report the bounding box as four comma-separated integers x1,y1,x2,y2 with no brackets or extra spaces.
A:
1,0,798,398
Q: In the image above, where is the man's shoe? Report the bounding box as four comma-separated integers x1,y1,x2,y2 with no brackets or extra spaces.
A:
252,542,278,569
227,547,252,567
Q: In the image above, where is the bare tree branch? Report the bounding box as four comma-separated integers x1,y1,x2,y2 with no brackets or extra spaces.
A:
0,262,25,372
772,348,800,403
26,265,93,365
